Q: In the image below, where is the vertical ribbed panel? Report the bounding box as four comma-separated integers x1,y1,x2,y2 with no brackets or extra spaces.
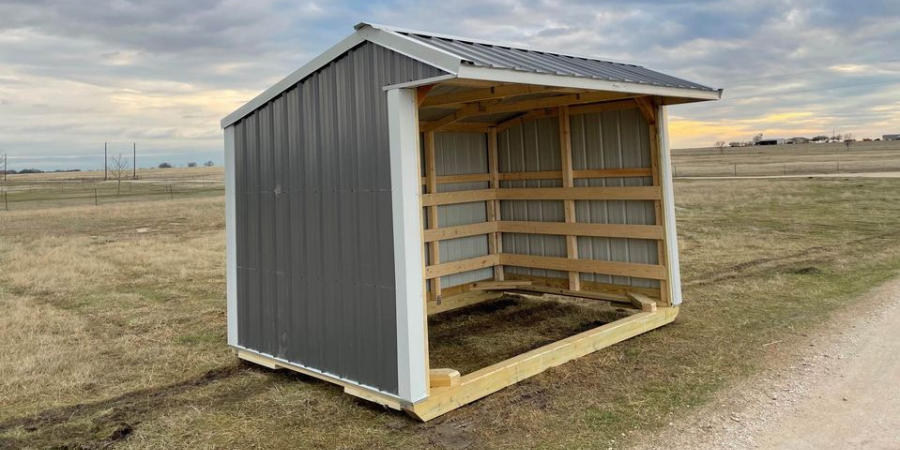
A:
498,109,659,289
432,132,492,288
233,41,447,394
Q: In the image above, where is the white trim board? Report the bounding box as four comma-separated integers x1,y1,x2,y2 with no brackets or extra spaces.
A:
224,125,238,345
657,105,683,306
387,88,429,403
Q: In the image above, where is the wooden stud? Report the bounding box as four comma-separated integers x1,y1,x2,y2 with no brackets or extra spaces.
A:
503,273,661,299
429,368,461,388
421,186,661,207
558,105,580,291
626,292,658,312
425,254,501,279
422,221,663,243
405,306,680,421
420,173,492,185
488,127,504,281
424,131,442,302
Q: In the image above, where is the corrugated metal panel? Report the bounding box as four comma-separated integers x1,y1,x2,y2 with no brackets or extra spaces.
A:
497,110,659,288
234,41,447,395
433,131,492,288
398,32,716,93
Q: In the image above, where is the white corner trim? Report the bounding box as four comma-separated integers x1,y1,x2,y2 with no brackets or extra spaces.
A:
456,66,722,101
224,125,239,344
656,106,683,306
387,88,429,403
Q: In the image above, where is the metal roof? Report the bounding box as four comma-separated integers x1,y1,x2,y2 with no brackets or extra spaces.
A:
366,23,717,93
223,23,721,128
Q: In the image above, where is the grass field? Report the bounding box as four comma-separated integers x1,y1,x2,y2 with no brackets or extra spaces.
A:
2,170,900,449
672,140,900,177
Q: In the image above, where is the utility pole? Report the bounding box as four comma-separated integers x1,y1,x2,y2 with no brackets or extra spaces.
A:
104,142,108,180
133,142,136,179
0,152,6,182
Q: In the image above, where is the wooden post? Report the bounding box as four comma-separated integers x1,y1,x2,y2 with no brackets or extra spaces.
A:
424,131,442,302
558,105,580,291
487,128,504,281
642,98,671,306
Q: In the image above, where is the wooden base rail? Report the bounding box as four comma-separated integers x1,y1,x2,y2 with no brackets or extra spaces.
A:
423,253,666,281
421,186,661,207
423,221,663,243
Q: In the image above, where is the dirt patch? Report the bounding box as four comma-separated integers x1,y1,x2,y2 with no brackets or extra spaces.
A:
0,366,242,450
427,294,632,375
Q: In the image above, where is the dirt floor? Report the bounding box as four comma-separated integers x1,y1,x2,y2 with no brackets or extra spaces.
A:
632,277,900,450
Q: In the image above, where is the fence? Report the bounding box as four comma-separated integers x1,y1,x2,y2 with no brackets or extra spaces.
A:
0,180,224,212
672,159,900,178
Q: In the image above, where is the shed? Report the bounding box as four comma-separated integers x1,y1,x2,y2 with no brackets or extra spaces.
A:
221,23,721,421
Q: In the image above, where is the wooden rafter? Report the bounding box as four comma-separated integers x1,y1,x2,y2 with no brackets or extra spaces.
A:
420,84,564,108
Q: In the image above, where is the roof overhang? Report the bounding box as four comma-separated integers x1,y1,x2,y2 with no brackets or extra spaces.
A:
221,23,722,129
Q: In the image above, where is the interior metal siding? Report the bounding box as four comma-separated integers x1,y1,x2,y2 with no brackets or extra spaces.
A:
497,110,659,288
233,41,447,394
432,132,493,288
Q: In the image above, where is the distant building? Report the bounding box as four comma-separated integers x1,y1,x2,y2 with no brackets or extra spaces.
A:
786,137,809,144
757,138,786,145
884,134,900,141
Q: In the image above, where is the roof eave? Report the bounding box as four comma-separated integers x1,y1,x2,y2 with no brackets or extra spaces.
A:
456,65,723,102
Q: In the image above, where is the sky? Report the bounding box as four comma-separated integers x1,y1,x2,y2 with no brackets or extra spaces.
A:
0,0,898,171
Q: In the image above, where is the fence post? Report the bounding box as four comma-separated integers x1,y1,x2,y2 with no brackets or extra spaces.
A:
733,164,737,177
168,184,174,200
94,188,98,206
836,162,840,173
3,191,7,212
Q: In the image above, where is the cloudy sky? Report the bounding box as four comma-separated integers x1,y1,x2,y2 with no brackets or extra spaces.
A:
1,0,898,170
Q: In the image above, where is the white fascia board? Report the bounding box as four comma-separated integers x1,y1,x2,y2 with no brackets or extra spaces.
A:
656,105,683,306
457,65,723,101
387,88,429,403
382,74,457,91
220,26,463,129
224,125,238,345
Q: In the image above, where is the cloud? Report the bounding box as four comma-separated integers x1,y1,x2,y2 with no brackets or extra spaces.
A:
0,0,898,170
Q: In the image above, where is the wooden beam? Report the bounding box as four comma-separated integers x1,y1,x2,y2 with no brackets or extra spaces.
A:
499,253,667,280
421,85,562,108
635,97,657,125
423,221,496,243
425,254,501,279
417,85,435,106
420,173,492,185
424,131,442,301
470,280,533,290
420,122,494,133
421,92,636,131
499,221,663,240
421,186,661,207
429,368,461,387
405,307,680,421
627,292,658,312
559,105,580,291
427,290,503,315
504,273,661,299
647,100,670,306
488,127,504,281
495,108,557,132
569,98,639,116
511,284,631,304
495,167,652,182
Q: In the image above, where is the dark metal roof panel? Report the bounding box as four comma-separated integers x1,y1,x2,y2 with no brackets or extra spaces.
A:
399,32,716,92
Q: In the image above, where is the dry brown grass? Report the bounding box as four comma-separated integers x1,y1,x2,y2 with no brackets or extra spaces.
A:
1,177,900,449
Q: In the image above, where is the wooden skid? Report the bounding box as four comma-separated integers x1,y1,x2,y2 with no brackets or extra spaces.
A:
405,306,679,421
236,349,403,410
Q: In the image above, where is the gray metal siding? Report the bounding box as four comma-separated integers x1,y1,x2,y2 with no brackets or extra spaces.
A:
498,110,660,288
234,41,447,394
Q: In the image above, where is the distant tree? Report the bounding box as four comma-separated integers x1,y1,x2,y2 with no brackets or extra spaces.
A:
752,133,764,144
204,160,215,167
158,162,172,169
19,168,43,174
844,132,855,151
729,142,742,147
187,162,198,168
108,154,130,195
714,141,727,153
